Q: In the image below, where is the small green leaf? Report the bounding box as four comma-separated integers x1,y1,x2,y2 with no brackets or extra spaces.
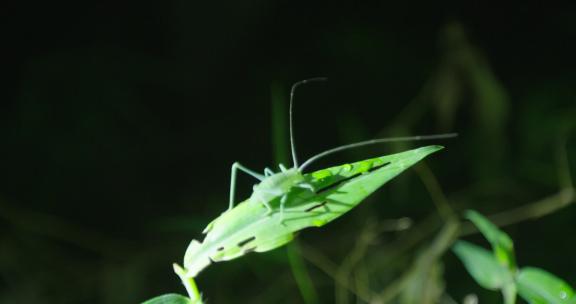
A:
465,210,516,270
142,294,193,304
452,241,513,290
517,267,575,304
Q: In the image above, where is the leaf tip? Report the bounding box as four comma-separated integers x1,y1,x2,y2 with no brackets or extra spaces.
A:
414,145,445,155
428,145,445,152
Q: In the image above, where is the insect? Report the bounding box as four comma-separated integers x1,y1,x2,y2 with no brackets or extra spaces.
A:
175,78,455,280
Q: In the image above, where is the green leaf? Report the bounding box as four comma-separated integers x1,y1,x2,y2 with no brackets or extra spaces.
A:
517,267,575,304
465,210,516,270
182,145,444,277
142,294,193,304
452,241,514,291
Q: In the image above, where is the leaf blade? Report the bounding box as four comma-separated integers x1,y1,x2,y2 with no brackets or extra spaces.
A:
465,210,516,270
141,294,193,304
183,145,444,277
517,267,575,304
452,240,513,291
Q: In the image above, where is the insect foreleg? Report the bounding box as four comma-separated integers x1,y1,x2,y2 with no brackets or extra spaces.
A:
279,194,288,223
229,162,265,210
296,182,315,193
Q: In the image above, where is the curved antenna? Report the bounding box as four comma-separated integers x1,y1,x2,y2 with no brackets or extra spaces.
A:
298,133,458,171
289,77,328,168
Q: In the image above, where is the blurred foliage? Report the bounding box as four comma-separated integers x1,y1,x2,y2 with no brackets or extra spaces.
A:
3,1,576,303
454,211,574,304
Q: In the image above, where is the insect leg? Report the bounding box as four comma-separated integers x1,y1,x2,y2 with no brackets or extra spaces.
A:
264,168,274,176
296,182,315,193
253,188,273,215
263,200,272,215
279,194,288,222
229,162,265,210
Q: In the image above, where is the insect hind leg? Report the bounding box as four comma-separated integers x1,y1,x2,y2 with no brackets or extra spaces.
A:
279,194,289,224
229,162,265,210
253,188,273,215
296,182,315,193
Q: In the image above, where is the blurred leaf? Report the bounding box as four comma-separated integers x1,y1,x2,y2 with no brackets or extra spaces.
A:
465,210,516,270
401,262,444,304
286,241,318,304
517,267,575,304
142,294,193,304
452,241,514,291
436,22,509,179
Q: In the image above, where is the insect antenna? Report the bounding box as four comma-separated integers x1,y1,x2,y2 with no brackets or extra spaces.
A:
289,77,327,169
298,133,458,171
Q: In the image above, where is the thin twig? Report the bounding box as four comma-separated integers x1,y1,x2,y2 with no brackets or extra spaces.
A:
415,161,456,220
371,221,460,304
299,241,373,302
459,188,575,236
0,197,131,256
336,219,377,304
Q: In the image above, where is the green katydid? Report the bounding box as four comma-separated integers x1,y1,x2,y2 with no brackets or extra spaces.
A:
175,78,455,281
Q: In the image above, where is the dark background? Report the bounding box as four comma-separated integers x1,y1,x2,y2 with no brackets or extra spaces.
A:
3,1,576,303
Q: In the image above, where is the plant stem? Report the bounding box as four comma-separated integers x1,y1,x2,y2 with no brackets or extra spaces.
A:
173,263,203,303
287,241,319,304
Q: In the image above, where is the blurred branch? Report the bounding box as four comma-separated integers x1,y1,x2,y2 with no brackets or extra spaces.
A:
461,138,575,235
370,214,442,272
371,220,460,304
300,217,416,304
415,161,456,220
459,187,574,236
0,197,132,256
335,219,377,304
253,272,298,304
300,239,373,303
441,294,460,304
